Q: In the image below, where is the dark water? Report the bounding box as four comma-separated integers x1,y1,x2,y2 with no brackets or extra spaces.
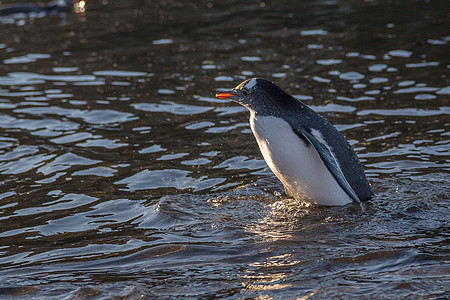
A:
0,0,449,298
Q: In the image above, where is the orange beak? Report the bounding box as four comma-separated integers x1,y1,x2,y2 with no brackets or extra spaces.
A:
215,92,237,99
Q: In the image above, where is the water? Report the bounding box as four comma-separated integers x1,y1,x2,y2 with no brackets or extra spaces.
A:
0,0,449,298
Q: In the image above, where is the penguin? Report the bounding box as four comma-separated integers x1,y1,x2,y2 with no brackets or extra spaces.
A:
216,78,374,206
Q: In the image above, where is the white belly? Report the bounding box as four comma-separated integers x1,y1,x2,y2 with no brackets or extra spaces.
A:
250,113,352,206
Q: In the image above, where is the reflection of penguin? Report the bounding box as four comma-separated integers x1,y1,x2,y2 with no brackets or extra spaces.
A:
0,0,85,16
216,78,374,206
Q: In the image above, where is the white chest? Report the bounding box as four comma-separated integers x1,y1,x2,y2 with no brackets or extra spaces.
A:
249,113,352,206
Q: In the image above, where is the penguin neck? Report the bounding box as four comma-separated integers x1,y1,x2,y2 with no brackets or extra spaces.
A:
247,94,304,119
248,106,278,119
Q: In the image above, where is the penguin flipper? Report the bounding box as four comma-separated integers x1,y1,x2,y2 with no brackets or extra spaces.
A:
292,127,361,204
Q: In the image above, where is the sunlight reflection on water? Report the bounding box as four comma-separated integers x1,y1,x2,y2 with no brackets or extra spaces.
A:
0,0,448,298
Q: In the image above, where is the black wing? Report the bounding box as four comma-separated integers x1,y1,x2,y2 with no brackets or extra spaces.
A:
293,127,361,203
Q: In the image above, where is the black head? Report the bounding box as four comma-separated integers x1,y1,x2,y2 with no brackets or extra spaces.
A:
216,78,298,116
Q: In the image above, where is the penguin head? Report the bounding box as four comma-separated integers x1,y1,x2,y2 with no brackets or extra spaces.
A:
216,78,295,116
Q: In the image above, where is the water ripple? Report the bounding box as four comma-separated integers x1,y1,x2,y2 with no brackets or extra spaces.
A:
14,107,136,124
115,169,225,192
0,0,448,298
357,107,449,116
132,101,213,115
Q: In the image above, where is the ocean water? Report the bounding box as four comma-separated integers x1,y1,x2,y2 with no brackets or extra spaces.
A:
0,0,448,298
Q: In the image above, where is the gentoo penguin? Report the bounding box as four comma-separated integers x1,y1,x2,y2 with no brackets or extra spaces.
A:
216,78,373,206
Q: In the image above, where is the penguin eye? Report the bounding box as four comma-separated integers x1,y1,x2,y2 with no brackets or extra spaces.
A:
242,90,248,96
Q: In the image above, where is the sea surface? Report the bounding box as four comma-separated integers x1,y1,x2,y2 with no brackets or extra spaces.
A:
0,0,449,298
